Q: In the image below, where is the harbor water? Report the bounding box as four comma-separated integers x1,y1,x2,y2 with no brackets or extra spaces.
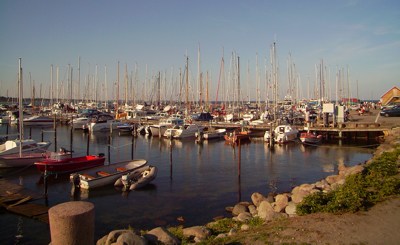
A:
0,124,375,244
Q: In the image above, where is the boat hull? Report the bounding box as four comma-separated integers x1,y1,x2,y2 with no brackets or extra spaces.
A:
35,155,105,174
0,153,46,168
300,132,322,144
0,139,51,156
71,159,148,189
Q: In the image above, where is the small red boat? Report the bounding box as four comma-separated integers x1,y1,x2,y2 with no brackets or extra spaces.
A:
224,130,250,144
300,132,322,145
35,153,105,174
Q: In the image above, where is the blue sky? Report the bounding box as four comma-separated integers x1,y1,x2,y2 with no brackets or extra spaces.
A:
0,0,399,102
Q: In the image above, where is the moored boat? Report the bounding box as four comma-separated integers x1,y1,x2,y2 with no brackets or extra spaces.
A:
300,132,322,145
149,117,184,137
224,130,250,144
23,115,54,126
0,139,51,156
164,124,204,139
117,123,134,135
70,159,148,190
114,165,157,191
264,124,299,144
0,148,70,168
35,153,105,174
195,128,226,140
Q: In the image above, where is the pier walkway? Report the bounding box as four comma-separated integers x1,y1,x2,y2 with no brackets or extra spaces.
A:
0,178,49,223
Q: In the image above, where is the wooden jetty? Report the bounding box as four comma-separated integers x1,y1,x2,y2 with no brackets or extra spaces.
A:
0,178,49,223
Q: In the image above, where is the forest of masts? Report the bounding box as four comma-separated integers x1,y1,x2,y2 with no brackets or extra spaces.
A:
2,43,358,111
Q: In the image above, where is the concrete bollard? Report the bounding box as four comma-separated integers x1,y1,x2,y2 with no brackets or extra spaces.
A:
49,201,94,245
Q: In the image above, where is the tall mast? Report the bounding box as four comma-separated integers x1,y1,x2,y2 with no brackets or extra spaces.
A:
50,65,53,106
104,65,108,109
197,44,202,108
185,56,189,113
78,56,81,102
95,64,98,104
124,63,128,106
237,55,240,107
116,61,120,113
18,58,23,156
56,66,59,103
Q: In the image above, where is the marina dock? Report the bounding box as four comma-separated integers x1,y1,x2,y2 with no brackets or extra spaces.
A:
0,178,49,223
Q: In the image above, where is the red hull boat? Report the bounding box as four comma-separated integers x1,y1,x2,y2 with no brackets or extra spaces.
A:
300,132,323,145
35,154,105,174
224,130,250,144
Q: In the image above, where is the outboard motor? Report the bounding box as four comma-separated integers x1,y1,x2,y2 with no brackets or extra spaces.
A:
121,174,130,192
70,173,81,196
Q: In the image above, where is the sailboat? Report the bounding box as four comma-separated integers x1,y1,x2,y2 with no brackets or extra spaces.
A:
0,58,51,168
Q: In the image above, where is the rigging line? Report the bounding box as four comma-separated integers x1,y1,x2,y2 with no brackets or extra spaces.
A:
107,142,133,149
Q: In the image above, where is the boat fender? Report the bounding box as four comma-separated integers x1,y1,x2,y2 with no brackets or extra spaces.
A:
142,170,150,177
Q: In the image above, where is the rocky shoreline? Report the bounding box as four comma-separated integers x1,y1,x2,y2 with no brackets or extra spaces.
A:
96,127,400,245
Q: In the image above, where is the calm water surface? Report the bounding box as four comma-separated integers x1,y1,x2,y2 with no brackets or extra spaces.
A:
0,124,375,244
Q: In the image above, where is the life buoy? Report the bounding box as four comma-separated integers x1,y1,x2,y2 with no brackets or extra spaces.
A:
142,170,150,177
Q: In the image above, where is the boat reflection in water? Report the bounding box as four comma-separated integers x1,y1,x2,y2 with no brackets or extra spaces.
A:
0,124,375,244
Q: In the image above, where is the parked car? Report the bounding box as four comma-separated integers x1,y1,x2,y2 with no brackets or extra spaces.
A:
381,102,400,110
380,105,400,117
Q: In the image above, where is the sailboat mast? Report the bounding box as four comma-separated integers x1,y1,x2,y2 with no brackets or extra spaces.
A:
18,58,23,155
237,56,240,107
185,56,189,113
78,56,81,102
116,61,120,114
50,65,53,106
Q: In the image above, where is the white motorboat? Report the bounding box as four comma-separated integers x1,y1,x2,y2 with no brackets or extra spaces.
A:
0,139,51,156
70,159,148,190
149,117,184,137
71,116,91,130
264,124,299,144
163,124,204,139
195,128,226,140
88,114,124,132
117,123,134,135
23,115,54,126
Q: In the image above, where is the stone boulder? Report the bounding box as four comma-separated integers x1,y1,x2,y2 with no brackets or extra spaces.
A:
182,226,211,241
96,230,146,245
291,184,316,204
274,193,289,212
232,203,248,216
236,212,252,222
144,227,180,245
248,204,257,216
285,201,297,216
341,164,364,177
257,200,275,221
251,192,268,207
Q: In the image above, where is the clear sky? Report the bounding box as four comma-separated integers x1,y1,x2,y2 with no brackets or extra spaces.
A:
0,0,399,102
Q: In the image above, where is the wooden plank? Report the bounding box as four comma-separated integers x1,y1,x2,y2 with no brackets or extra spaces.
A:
7,196,32,208
7,203,49,217
35,213,49,224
